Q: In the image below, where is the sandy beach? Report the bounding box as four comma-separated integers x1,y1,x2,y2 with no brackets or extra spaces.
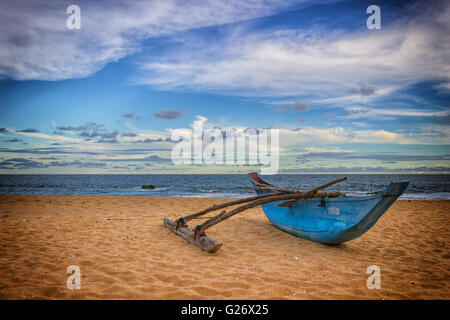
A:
0,195,448,299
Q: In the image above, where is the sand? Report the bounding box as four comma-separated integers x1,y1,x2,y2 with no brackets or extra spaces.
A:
0,195,448,299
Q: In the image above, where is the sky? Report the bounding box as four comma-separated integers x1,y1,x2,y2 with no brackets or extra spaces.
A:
0,0,449,174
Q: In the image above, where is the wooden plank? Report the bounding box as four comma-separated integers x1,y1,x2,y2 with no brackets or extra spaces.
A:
181,192,284,223
163,218,223,253
306,177,347,194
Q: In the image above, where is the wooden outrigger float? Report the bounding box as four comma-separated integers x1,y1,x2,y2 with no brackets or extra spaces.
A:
163,172,408,252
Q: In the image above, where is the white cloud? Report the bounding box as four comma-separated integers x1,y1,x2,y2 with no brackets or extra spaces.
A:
304,146,354,153
279,127,415,146
370,109,448,117
0,0,306,80
341,106,449,120
166,116,448,148
436,82,450,90
13,130,84,143
137,1,450,97
195,115,208,123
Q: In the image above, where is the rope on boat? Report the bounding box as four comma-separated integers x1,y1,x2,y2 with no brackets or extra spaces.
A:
175,217,185,230
193,225,206,238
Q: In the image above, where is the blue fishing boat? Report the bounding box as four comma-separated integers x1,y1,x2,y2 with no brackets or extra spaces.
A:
164,173,409,252
249,172,409,244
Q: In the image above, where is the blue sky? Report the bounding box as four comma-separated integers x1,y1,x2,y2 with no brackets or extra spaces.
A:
0,0,449,173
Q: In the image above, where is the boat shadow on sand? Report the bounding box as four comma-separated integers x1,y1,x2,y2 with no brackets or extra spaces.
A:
227,216,368,256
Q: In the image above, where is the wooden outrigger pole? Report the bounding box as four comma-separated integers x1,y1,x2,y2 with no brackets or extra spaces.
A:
163,174,347,252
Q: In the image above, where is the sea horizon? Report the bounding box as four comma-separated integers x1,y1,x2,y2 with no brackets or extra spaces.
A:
0,173,448,175
1,173,448,200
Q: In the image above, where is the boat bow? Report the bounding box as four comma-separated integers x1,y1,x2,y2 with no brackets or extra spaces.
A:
249,172,409,244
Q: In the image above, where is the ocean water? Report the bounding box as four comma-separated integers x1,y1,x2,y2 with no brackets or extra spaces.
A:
0,174,448,200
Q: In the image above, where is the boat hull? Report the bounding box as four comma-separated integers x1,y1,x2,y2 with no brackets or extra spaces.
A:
255,181,409,244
